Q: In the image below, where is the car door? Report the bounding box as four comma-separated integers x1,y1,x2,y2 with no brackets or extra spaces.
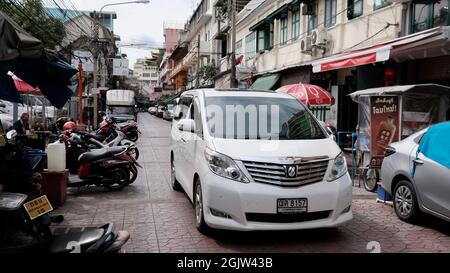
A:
413,147,450,219
182,97,205,200
173,95,193,189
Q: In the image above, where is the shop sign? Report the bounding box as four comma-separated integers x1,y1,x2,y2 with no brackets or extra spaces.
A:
370,96,401,167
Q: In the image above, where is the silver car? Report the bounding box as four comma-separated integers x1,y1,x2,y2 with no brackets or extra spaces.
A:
381,128,450,223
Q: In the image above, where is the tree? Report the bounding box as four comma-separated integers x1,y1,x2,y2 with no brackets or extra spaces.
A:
0,0,66,50
196,63,218,87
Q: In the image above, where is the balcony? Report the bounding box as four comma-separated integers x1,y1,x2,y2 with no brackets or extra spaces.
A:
185,13,213,42
188,40,212,57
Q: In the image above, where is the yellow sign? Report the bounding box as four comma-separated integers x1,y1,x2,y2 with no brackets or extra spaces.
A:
24,195,54,220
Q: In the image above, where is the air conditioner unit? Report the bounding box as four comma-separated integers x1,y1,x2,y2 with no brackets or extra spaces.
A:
311,27,328,46
300,36,312,53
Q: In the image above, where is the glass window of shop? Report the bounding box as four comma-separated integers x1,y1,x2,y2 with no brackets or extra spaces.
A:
245,32,256,60
347,0,363,20
307,1,318,34
280,16,288,45
325,0,337,28
374,0,391,11
412,0,449,33
292,8,300,40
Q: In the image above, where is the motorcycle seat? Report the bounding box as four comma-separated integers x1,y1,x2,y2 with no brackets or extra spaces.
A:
79,147,127,163
83,133,106,142
50,228,105,254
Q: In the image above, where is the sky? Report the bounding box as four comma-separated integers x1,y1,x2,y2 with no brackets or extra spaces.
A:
69,0,201,67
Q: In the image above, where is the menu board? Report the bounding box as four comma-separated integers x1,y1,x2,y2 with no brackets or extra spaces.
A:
370,96,401,167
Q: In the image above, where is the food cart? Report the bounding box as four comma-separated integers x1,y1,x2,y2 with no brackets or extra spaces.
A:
350,84,450,193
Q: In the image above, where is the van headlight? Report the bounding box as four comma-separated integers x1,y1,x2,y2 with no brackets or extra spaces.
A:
327,152,348,182
205,147,249,183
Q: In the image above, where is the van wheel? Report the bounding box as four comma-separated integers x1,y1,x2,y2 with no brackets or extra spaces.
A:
393,180,420,223
194,179,210,234
170,158,182,191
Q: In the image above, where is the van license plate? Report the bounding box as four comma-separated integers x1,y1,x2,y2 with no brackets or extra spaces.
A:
277,198,308,214
24,195,54,220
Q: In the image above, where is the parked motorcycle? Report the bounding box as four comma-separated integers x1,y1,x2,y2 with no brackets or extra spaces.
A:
61,131,140,185
60,133,141,190
0,192,130,253
98,118,141,142
79,129,139,161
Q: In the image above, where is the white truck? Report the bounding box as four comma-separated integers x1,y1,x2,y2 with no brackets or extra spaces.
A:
106,90,137,123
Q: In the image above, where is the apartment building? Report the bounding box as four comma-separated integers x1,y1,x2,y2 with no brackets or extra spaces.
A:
133,58,160,94
160,23,185,92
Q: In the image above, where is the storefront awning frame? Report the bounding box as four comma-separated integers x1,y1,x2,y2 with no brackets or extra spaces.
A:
312,27,448,73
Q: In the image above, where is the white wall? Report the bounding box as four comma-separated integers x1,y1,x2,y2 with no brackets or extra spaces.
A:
235,0,403,74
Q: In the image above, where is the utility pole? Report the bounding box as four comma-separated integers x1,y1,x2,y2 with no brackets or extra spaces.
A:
93,11,99,91
195,34,201,88
78,62,84,124
229,0,237,88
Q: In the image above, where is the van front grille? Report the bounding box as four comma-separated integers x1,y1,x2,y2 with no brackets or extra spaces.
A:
243,158,329,187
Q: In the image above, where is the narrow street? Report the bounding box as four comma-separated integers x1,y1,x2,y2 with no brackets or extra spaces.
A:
51,113,450,253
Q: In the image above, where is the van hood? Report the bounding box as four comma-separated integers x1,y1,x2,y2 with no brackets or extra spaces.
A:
211,138,341,162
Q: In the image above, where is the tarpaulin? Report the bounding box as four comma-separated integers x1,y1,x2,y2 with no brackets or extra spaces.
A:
418,122,450,169
0,73,21,103
0,11,43,62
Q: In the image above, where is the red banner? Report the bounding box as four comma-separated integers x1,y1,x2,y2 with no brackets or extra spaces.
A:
370,96,401,167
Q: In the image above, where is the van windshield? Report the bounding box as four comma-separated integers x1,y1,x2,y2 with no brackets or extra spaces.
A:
205,96,326,140
108,107,134,115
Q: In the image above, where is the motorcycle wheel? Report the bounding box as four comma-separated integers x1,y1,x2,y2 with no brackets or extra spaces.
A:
363,168,379,193
129,164,138,184
126,131,139,142
103,167,130,191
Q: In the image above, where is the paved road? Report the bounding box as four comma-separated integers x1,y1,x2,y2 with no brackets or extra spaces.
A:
54,113,450,253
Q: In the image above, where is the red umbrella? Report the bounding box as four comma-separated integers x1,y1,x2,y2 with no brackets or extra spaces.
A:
276,83,335,106
11,74,41,95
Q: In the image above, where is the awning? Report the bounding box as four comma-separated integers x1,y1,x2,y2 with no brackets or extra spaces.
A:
250,73,280,90
312,27,447,73
350,84,450,101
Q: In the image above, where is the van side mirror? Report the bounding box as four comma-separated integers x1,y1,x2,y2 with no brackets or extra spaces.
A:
177,119,196,133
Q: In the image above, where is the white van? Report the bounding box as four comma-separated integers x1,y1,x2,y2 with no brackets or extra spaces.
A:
170,89,353,233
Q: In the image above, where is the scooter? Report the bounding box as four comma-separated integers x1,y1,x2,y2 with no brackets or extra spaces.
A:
78,130,139,161
61,134,141,191
0,192,130,253
98,118,141,142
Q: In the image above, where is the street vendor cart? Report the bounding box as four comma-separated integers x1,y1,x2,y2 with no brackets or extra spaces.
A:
350,84,450,192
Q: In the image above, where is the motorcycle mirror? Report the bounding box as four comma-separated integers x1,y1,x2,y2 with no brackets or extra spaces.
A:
6,130,17,140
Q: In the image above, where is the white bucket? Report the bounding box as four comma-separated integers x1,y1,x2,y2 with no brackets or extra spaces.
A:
46,141,66,172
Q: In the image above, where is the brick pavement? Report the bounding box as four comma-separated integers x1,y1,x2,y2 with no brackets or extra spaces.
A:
53,113,450,253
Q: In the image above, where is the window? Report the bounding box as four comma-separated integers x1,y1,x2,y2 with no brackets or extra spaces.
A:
205,96,326,140
325,0,337,27
280,17,288,45
292,9,300,40
245,32,256,60
374,0,391,11
307,1,318,34
412,1,450,33
174,95,193,120
257,21,274,52
347,0,363,20
236,39,243,56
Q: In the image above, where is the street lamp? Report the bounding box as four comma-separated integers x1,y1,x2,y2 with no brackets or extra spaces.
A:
99,0,150,15
87,0,150,127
